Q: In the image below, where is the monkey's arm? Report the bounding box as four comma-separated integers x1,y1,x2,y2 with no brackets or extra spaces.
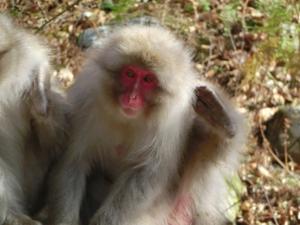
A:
90,159,173,225
0,156,20,223
166,84,246,225
0,142,43,225
47,156,87,225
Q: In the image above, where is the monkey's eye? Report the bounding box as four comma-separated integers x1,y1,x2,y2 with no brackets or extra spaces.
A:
143,75,155,83
126,70,135,78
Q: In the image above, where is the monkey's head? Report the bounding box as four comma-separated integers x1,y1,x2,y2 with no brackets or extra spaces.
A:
91,25,197,121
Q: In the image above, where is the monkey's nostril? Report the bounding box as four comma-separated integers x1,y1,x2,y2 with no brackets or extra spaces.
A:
130,95,137,100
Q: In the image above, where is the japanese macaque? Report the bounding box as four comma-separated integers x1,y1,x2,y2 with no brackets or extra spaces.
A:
0,15,67,225
47,25,246,225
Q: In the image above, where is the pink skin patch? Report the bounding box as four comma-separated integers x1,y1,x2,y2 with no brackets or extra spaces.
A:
167,195,194,225
119,65,157,117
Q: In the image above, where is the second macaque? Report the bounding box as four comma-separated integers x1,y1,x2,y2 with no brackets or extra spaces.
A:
0,15,67,225
47,25,246,225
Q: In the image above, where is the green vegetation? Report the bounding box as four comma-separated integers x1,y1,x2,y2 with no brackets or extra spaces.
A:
101,0,136,19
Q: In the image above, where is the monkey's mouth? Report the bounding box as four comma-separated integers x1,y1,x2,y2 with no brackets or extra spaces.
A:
121,106,141,118
119,95,143,118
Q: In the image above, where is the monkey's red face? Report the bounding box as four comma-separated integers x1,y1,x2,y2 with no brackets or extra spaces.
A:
119,65,158,117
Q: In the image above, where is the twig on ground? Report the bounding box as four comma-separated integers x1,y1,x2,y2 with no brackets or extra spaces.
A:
262,187,279,225
258,120,290,173
35,0,81,33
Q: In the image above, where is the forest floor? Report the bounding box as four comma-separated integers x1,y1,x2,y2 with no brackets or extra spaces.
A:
2,0,300,224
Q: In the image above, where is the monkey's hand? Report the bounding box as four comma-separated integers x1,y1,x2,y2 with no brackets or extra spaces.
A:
3,214,42,225
89,166,168,225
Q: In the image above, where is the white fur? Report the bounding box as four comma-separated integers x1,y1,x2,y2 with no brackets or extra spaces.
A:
0,15,66,225
48,25,247,225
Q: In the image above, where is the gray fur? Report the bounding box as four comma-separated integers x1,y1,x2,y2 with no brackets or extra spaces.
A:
0,15,67,225
47,25,247,225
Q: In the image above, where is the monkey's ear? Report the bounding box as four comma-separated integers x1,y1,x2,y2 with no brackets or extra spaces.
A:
193,86,236,138
29,64,51,117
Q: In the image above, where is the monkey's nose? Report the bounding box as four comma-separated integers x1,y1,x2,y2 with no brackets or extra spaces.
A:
130,94,137,100
129,95,140,105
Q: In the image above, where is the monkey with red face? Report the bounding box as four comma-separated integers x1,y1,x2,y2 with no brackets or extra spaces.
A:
118,65,158,117
47,25,246,225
